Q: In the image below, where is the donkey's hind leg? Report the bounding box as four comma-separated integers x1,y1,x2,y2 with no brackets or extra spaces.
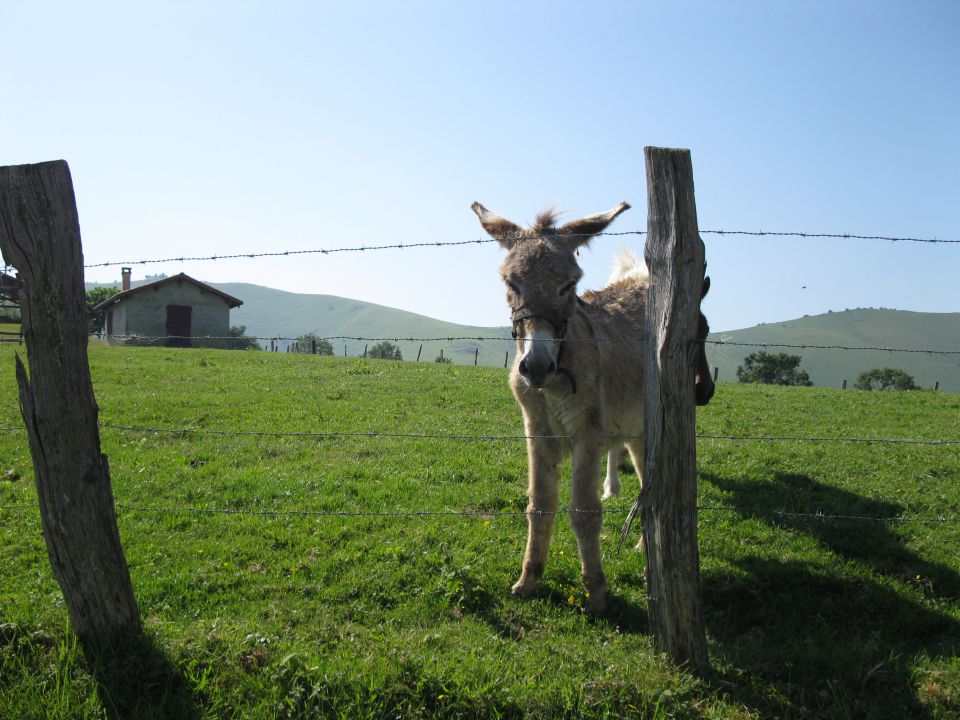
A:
570,443,607,612
625,441,646,551
602,446,627,500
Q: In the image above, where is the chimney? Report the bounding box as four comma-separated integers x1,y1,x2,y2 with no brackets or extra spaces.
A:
121,267,131,291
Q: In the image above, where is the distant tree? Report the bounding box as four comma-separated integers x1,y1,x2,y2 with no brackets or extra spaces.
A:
736,351,813,386
226,325,261,350
85,287,118,334
368,340,402,360
292,333,333,355
854,368,919,391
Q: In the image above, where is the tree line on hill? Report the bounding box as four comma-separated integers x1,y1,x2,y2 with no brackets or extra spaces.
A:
736,350,922,391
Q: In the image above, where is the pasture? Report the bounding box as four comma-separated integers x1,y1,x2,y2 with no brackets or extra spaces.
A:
1,344,959,718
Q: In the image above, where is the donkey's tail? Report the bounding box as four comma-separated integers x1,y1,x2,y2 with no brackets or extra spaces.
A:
607,247,650,288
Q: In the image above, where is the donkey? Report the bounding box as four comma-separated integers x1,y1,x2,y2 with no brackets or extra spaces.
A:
603,271,713,500
472,200,714,612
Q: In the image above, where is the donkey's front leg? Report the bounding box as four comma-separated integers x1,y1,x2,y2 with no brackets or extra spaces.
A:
570,443,607,612
512,436,562,599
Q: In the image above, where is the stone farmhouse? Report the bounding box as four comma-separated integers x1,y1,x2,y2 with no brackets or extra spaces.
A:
94,268,243,348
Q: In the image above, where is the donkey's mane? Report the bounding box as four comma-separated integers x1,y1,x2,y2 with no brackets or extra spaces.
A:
531,208,561,234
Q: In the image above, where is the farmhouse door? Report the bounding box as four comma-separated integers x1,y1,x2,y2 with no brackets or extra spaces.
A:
166,304,192,347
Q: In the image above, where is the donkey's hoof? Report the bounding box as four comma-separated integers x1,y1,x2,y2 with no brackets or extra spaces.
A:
510,579,537,599
586,589,608,614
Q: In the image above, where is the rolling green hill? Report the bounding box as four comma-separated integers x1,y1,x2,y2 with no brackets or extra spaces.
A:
90,279,958,389
213,282,516,367
706,309,960,392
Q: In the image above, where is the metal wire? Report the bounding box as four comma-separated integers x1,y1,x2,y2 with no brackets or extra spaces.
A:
81,228,960,268
2,423,958,445
95,333,960,356
4,501,956,526
704,339,960,355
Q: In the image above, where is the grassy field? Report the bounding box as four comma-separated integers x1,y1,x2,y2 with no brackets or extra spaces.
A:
1,344,959,718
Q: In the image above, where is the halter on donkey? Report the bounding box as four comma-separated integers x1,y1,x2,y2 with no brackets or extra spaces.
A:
472,200,714,612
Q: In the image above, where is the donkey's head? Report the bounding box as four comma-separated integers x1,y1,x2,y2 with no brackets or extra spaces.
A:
695,274,715,406
472,201,631,389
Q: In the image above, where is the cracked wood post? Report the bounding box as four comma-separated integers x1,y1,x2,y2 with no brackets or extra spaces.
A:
635,146,709,672
0,160,140,641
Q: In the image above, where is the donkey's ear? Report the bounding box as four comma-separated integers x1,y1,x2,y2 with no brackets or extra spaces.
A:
471,202,524,250
557,201,631,250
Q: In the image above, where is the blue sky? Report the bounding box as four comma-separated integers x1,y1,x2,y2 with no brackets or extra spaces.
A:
4,1,958,332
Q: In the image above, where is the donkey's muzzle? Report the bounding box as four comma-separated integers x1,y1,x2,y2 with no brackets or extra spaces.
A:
695,374,715,406
518,356,557,388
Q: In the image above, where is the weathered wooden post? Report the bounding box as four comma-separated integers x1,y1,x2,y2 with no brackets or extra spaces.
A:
625,147,709,673
474,347,479,366
0,161,141,641
417,344,423,362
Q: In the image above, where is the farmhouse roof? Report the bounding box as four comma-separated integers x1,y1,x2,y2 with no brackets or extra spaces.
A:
0,272,20,302
92,273,243,311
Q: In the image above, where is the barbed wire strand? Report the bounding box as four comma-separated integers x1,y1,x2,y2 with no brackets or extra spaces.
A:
1,501,957,526
3,424,958,445
95,333,960,355
81,229,960,268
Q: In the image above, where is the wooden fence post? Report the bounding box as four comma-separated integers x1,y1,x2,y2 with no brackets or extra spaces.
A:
626,146,709,673
0,160,141,641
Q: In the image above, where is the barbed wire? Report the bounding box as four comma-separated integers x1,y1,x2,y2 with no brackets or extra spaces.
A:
704,340,960,355
2,501,957,526
3,423,958,445
95,333,960,356
81,229,960,268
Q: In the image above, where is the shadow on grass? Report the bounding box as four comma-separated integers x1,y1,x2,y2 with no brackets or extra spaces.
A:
82,630,200,720
707,470,960,599
701,471,960,718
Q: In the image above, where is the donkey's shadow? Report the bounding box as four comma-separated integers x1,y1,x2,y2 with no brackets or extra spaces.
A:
704,470,960,600
699,471,960,717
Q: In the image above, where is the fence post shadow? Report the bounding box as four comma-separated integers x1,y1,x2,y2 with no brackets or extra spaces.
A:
82,630,200,720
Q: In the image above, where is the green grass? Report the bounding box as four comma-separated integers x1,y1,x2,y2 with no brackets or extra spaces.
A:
1,344,959,718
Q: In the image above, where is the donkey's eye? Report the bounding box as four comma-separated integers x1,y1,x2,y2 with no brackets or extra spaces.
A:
507,281,522,296
559,282,576,295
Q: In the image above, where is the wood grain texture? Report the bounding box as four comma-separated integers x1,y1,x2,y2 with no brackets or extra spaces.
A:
0,160,140,640
639,147,709,672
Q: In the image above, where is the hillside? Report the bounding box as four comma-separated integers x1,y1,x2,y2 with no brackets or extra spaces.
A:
212,282,516,366
706,309,960,392
88,279,959,389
